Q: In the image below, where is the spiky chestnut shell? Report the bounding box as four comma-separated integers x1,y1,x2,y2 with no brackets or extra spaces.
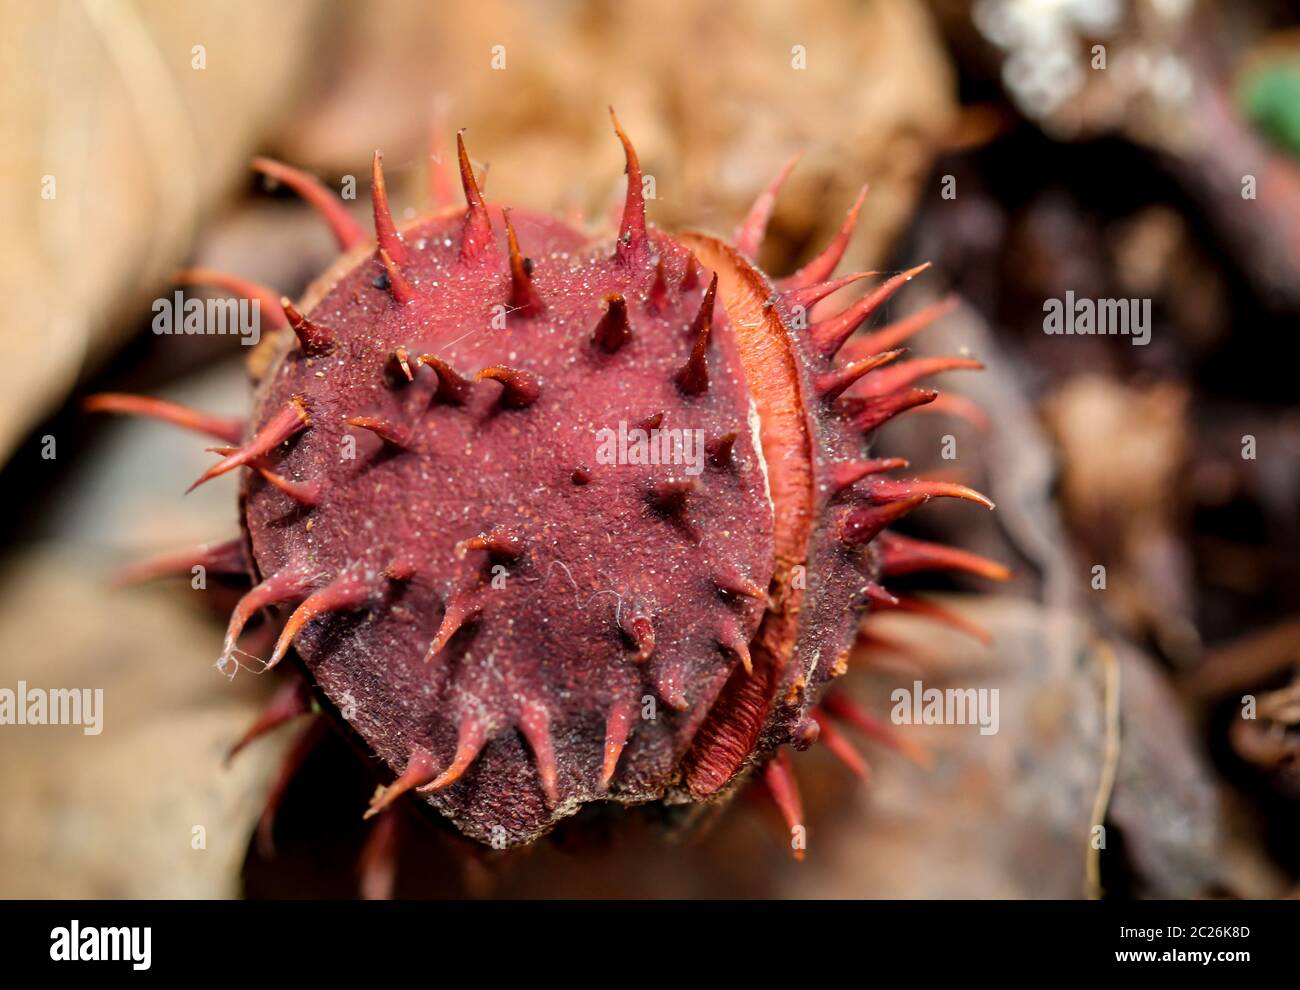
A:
125,117,1002,850
243,208,783,842
674,233,916,797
